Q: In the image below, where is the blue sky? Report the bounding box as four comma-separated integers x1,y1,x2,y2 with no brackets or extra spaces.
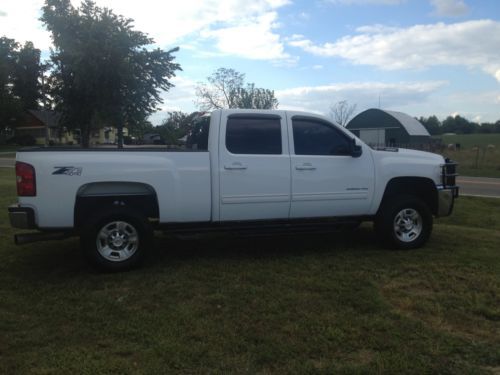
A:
1,0,499,124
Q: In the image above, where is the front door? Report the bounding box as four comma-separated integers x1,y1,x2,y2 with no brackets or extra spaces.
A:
287,114,374,218
219,112,291,221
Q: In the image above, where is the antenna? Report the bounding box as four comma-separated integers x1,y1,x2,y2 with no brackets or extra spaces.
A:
378,94,381,109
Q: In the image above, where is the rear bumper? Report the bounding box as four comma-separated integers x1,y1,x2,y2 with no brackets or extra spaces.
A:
8,205,36,229
437,186,459,217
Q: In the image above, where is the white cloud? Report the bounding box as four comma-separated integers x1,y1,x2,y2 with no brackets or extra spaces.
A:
200,11,290,61
276,81,446,115
325,0,404,4
0,1,51,50
148,76,198,124
289,20,500,82
76,0,290,49
0,0,291,62
430,0,468,17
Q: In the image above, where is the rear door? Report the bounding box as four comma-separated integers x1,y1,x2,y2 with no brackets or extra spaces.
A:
219,112,291,221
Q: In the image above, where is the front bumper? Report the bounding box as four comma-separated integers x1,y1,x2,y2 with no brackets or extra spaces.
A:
8,205,36,229
437,186,459,217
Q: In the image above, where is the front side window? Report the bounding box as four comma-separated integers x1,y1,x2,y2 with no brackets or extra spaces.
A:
226,116,282,155
292,118,351,156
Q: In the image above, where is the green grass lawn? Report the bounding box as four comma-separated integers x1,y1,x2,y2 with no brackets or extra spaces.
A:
1,168,499,373
439,134,500,178
441,133,500,149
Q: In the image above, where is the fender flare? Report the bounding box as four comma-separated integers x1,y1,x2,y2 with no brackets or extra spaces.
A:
74,182,159,228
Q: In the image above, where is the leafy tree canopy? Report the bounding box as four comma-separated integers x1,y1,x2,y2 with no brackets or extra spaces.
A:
41,0,181,147
0,36,42,140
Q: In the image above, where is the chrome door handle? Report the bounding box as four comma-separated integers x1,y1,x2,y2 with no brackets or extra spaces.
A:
224,163,247,170
295,164,316,170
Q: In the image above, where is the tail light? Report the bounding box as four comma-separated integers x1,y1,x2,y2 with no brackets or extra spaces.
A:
16,162,36,196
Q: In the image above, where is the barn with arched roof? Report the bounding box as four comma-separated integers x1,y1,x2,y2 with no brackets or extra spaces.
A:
346,108,430,148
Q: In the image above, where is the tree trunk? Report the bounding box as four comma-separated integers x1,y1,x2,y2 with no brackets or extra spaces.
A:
82,127,91,148
117,123,123,149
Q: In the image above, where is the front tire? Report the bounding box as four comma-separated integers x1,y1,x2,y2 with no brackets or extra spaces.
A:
375,195,433,249
81,211,152,271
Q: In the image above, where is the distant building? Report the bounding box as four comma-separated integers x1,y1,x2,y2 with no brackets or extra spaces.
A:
346,108,430,148
142,133,165,145
90,126,128,145
15,110,127,145
15,110,70,145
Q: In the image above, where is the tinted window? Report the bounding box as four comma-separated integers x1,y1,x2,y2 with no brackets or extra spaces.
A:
292,118,351,156
226,116,282,154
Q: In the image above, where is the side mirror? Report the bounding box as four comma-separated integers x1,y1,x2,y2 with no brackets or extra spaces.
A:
351,138,362,158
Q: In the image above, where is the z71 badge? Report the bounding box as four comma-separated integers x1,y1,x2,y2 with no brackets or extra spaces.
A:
52,166,82,176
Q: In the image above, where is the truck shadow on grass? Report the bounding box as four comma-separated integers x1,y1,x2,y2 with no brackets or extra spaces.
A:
147,225,382,268
7,225,383,278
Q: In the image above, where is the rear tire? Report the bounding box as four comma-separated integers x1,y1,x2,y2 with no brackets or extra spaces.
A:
375,194,432,249
81,210,153,271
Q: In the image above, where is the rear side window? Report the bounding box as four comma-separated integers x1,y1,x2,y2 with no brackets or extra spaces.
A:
292,118,351,156
226,116,282,154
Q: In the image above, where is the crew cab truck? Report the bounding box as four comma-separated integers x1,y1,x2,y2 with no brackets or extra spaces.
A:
9,109,458,270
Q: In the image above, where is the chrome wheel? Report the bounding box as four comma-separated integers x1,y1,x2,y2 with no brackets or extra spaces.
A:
393,208,422,243
96,221,139,262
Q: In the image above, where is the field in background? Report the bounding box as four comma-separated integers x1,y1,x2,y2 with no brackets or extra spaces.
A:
1,169,499,373
440,134,500,178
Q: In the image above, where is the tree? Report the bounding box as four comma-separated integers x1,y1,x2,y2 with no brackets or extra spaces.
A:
157,111,192,144
195,67,278,110
329,100,357,127
233,83,278,110
156,111,206,145
127,119,154,139
418,115,441,135
0,37,43,142
0,37,19,139
41,0,181,148
441,115,476,134
11,41,42,110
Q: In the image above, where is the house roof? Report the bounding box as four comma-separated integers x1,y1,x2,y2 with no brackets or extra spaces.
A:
28,110,61,128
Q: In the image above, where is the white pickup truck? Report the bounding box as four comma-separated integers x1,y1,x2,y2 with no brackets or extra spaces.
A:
9,109,458,270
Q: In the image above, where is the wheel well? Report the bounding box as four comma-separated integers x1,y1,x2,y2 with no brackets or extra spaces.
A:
380,177,438,215
74,182,159,228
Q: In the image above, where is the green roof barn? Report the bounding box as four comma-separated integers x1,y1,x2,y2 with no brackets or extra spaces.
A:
346,108,430,148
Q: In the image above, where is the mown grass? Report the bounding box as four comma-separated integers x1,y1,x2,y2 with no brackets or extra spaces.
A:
1,168,499,373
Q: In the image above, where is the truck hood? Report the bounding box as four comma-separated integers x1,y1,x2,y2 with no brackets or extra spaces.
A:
373,147,444,164
370,147,445,186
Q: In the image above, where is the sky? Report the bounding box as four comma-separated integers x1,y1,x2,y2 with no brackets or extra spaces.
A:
1,0,499,124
